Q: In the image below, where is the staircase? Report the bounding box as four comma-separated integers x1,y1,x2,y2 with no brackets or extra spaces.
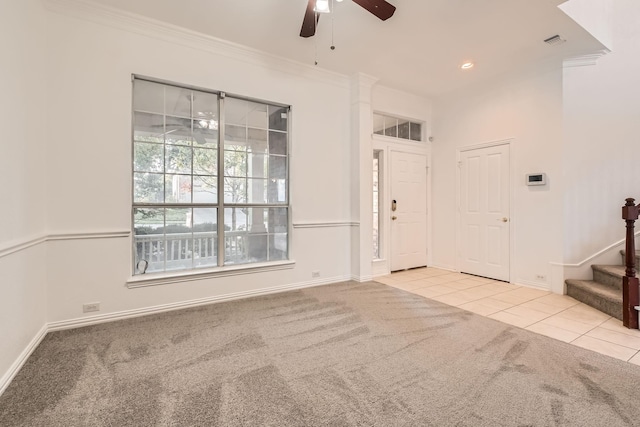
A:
565,251,640,321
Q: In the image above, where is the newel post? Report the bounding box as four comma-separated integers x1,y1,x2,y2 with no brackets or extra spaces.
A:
622,198,639,329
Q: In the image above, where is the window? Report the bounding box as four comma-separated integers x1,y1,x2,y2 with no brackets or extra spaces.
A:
373,151,381,259
373,113,422,142
132,78,289,275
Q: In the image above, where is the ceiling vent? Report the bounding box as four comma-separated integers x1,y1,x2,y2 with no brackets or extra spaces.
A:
544,35,566,46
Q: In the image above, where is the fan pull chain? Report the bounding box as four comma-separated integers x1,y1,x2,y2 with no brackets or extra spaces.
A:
330,0,336,50
314,11,319,65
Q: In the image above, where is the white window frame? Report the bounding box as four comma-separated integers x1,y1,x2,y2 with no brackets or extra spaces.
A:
128,76,293,287
373,112,424,142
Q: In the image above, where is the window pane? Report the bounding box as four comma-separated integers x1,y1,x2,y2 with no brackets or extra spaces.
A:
398,120,410,139
193,176,217,203
134,172,164,203
268,207,288,233
134,208,165,273
373,213,379,259
410,122,422,141
165,208,192,271
225,98,248,126
247,179,267,204
193,147,217,175
269,155,286,180
193,119,218,148
247,101,268,129
166,145,192,174
193,208,217,268
224,207,249,264
246,235,268,263
224,177,247,203
165,116,192,145
384,117,398,137
165,174,192,203
247,153,268,179
268,105,288,131
248,128,268,154
133,80,164,114
225,125,247,150
373,113,384,135
192,90,218,119
269,131,287,155
134,142,164,173
134,112,164,143
269,234,287,261
268,179,287,204
373,151,380,259
224,207,249,232
165,86,191,118
224,150,247,177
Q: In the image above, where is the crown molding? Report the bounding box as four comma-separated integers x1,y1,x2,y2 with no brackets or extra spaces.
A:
43,0,350,89
563,49,610,68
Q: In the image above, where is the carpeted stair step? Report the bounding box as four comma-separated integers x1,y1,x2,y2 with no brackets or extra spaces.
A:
620,250,640,268
565,279,622,320
591,265,629,291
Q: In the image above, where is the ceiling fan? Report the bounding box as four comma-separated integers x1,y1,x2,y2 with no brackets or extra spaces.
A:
300,0,396,38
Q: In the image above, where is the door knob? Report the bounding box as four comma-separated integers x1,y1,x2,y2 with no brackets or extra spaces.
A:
498,217,508,222
392,216,397,220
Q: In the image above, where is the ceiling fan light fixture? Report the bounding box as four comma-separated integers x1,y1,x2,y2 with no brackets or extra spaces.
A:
460,62,474,70
314,0,331,13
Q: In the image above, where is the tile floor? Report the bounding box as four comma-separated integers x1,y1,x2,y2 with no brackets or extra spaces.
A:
374,267,640,364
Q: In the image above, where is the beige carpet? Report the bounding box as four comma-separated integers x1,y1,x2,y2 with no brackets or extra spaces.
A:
1,281,640,426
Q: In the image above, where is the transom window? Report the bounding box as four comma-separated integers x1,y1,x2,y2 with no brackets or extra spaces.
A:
132,77,289,275
373,113,422,142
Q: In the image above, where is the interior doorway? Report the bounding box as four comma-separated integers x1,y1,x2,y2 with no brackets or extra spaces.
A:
390,151,427,271
458,142,510,281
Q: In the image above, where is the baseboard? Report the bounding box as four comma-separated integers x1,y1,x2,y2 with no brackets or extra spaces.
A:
513,279,550,291
0,324,48,396
427,264,456,272
48,275,351,331
350,274,374,283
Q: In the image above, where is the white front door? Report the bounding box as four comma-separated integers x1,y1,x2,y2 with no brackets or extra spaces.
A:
459,143,510,281
391,151,427,271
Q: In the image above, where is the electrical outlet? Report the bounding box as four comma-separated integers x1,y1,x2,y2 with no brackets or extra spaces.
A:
535,274,546,281
83,302,100,313
312,271,320,278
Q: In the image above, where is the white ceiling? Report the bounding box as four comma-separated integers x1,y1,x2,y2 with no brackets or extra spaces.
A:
87,0,606,97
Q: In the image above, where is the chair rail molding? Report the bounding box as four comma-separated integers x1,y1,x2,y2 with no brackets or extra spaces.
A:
0,231,131,259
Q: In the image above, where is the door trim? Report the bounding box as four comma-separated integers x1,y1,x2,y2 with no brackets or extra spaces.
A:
371,135,431,277
455,139,514,282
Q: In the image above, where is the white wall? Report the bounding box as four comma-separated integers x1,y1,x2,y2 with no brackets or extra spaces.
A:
44,4,353,323
0,0,48,389
431,67,564,289
562,0,640,267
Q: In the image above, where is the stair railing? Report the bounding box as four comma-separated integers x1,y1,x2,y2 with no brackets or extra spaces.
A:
622,198,639,329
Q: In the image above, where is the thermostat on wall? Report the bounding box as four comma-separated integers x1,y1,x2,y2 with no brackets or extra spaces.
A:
526,173,546,186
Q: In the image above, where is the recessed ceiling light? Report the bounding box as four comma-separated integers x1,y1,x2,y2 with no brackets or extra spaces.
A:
461,62,474,70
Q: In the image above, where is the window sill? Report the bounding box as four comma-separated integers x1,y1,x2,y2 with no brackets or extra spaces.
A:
126,260,296,289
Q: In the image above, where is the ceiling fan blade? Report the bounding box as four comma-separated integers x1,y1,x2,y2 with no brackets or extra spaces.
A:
300,0,319,38
352,0,396,21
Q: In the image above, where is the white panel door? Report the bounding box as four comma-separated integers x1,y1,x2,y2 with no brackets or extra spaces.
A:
391,151,427,271
459,144,510,281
